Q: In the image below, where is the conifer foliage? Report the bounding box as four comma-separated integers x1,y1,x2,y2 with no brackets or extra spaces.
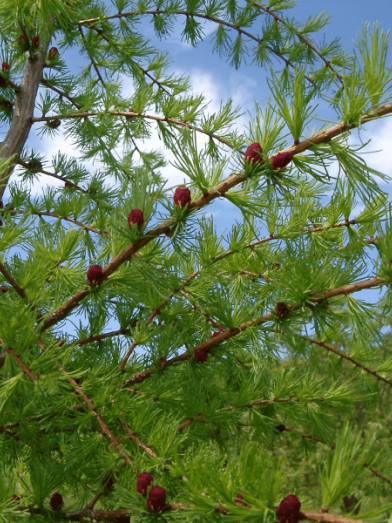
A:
0,1,392,522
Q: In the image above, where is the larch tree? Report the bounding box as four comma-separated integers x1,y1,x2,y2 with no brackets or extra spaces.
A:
0,0,392,522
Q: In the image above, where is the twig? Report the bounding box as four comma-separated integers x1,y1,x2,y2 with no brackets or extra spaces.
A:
41,79,83,109
38,101,392,333
118,418,158,459
0,340,38,382
123,276,387,387
299,335,392,388
78,10,314,84
32,110,236,150
18,159,89,194
247,0,344,86
75,326,132,346
5,208,108,237
0,259,26,299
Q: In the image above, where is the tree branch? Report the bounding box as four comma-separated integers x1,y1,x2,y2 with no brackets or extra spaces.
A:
123,276,387,387
78,10,314,84
74,326,132,346
0,340,38,382
5,208,108,237
0,259,27,299
118,418,158,459
38,101,392,333
246,0,344,86
32,110,237,150
17,159,89,194
40,78,83,109
301,510,367,523
299,335,392,388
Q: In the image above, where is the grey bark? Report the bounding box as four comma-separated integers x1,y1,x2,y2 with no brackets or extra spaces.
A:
0,44,49,201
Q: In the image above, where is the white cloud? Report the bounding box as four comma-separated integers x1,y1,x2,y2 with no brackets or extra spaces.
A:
348,118,392,183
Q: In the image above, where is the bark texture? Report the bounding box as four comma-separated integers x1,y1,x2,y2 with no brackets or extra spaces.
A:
0,44,49,200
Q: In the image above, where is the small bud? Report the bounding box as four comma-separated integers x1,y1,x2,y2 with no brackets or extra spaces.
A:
277,495,301,523
275,424,286,433
271,152,293,170
18,34,27,47
174,185,191,208
2,62,10,73
87,265,104,286
50,492,64,511
104,472,115,491
31,36,40,47
48,118,61,129
276,302,290,319
234,493,245,506
343,495,360,515
211,331,220,338
136,472,154,496
27,159,42,172
128,208,144,229
245,142,263,165
48,47,59,60
147,485,166,513
0,100,12,110
195,348,208,364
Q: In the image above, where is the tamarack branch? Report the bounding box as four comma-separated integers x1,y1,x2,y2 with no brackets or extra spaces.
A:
0,3,391,522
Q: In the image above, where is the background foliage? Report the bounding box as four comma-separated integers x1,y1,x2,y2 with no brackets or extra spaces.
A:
0,0,392,522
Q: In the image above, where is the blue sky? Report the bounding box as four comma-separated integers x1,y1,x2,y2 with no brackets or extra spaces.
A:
3,0,392,314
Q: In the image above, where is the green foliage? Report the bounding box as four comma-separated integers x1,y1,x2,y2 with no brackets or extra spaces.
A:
320,424,376,508
0,1,392,523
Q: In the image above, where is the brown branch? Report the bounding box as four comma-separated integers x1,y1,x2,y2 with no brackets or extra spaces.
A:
367,467,391,484
37,101,392,334
78,26,106,87
301,511,367,523
0,41,50,200
16,503,369,523
78,10,314,84
0,340,38,382
5,208,108,237
118,418,158,459
41,78,143,155
32,110,236,150
299,335,392,388
178,397,303,431
142,67,172,96
178,289,226,330
18,159,89,194
57,369,133,465
75,326,132,346
123,276,387,387
80,20,172,96
41,79,83,109
116,218,363,371
280,426,391,486
0,259,26,299
247,0,344,86
0,404,83,435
